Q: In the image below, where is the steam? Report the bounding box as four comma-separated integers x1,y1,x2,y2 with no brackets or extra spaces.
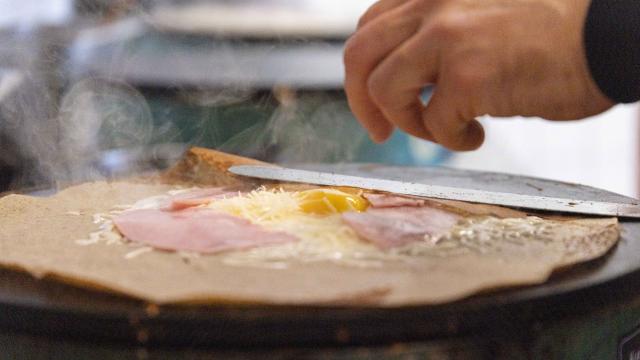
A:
55,78,158,182
0,1,370,192
219,89,367,163
0,39,62,190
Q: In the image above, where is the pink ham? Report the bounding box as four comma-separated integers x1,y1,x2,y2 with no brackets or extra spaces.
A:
363,193,427,208
114,208,297,253
162,188,236,211
342,206,460,249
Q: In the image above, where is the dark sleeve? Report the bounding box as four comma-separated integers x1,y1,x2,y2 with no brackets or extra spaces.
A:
584,0,640,103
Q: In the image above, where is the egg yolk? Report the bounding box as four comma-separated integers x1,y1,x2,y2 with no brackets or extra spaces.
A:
296,189,369,215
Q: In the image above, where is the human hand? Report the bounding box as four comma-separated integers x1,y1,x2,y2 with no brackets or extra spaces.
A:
344,0,615,150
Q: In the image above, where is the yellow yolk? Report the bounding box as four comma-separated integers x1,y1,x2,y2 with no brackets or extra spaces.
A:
296,189,369,215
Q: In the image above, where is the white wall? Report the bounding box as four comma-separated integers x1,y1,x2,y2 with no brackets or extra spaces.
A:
448,104,639,197
0,0,72,29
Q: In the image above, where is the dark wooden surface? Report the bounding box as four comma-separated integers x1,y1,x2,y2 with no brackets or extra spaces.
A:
1,164,639,349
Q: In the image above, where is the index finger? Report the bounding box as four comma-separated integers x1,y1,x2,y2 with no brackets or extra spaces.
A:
344,5,423,142
367,32,440,141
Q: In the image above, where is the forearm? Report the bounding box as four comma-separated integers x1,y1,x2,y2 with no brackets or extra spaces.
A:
584,0,640,103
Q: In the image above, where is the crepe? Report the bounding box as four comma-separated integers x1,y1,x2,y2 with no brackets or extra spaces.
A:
0,148,620,306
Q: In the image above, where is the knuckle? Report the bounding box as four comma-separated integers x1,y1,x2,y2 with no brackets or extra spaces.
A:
367,50,413,108
388,48,412,69
343,38,367,70
448,62,489,90
405,0,433,13
427,13,470,41
357,4,378,29
367,74,390,107
357,15,370,30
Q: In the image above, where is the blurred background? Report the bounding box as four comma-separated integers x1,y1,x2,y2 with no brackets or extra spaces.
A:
0,0,637,197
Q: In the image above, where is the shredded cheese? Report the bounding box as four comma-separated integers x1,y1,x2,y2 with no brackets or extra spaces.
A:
206,188,395,267
75,187,582,269
125,246,153,259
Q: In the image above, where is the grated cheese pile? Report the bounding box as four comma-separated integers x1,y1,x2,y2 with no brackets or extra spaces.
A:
205,188,396,267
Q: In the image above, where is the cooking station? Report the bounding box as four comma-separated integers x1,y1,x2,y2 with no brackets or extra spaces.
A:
0,166,638,359
0,1,639,360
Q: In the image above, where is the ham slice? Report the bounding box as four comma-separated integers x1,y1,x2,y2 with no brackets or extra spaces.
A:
363,193,427,208
114,208,297,253
163,188,236,211
342,206,460,249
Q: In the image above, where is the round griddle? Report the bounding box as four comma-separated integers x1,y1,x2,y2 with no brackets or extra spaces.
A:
2,165,640,355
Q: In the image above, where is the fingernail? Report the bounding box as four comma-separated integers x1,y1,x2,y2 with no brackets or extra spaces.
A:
371,131,392,144
462,121,485,150
370,134,385,144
